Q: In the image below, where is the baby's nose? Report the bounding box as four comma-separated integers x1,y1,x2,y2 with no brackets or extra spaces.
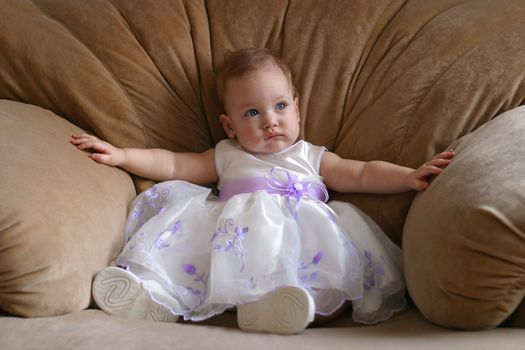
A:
262,113,278,128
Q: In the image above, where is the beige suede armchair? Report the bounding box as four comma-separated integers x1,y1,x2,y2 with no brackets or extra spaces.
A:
1,1,524,349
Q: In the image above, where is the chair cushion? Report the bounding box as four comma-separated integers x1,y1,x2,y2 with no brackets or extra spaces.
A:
0,100,135,316
403,106,525,329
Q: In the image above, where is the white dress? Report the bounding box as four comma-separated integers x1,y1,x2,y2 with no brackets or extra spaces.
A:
115,139,406,324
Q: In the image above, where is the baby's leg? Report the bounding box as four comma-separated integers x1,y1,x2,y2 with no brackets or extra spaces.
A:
312,300,352,325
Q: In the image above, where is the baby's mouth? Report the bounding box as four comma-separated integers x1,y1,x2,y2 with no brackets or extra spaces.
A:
265,133,282,141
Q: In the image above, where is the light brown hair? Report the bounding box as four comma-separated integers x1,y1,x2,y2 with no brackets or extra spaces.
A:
216,48,298,107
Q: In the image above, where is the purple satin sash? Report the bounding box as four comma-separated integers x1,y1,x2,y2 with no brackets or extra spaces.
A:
219,167,329,203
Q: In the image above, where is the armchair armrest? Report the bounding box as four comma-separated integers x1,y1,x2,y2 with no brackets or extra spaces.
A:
0,100,135,317
403,106,525,329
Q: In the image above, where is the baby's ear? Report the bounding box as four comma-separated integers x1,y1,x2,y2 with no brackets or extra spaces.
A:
220,114,236,139
294,97,301,122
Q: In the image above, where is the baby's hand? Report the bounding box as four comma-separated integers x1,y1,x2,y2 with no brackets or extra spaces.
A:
407,150,455,191
70,133,125,166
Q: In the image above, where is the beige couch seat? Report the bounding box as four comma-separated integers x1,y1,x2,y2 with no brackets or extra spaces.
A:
2,306,525,350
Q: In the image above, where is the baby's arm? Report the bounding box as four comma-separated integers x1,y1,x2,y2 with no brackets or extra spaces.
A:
70,133,218,184
320,150,454,193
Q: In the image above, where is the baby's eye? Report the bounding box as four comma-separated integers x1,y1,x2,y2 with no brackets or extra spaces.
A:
275,102,287,110
245,109,259,117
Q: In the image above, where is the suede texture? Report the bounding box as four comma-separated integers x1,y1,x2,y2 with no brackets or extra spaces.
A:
404,106,525,329
0,100,135,316
1,0,524,243
0,0,524,330
3,306,525,350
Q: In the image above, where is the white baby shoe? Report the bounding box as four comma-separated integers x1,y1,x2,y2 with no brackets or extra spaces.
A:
237,286,315,334
92,266,179,322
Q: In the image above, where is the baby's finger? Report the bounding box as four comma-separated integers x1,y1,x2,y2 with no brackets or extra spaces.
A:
77,140,107,153
413,180,429,191
70,133,86,139
70,137,90,145
418,165,444,178
427,165,444,174
427,158,452,168
70,133,98,143
70,135,96,145
432,150,455,160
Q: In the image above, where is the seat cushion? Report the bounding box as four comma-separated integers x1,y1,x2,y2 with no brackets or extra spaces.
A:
0,100,135,316
403,106,525,329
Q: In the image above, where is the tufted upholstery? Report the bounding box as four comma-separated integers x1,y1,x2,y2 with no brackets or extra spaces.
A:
2,0,525,240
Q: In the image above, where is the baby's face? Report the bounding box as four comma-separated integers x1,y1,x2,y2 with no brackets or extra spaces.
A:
220,63,300,154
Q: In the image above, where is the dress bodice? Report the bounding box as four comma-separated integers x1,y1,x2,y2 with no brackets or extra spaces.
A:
215,139,326,193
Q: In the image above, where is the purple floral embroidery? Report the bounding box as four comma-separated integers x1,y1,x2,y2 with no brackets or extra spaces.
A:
144,186,170,214
129,231,147,252
127,186,170,232
183,263,208,311
247,276,257,289
184,264,196,275
312,251,324,264
129,220,183,254
363,250,386,291
298,250,324,289
153,220,183,250
211,219,248,272
168,220,183,237
130,207,145,221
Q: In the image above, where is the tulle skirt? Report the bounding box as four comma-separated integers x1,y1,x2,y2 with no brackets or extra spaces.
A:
115,181,406,323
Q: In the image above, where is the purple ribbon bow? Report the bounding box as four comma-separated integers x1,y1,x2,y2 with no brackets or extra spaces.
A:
265,167,328,203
